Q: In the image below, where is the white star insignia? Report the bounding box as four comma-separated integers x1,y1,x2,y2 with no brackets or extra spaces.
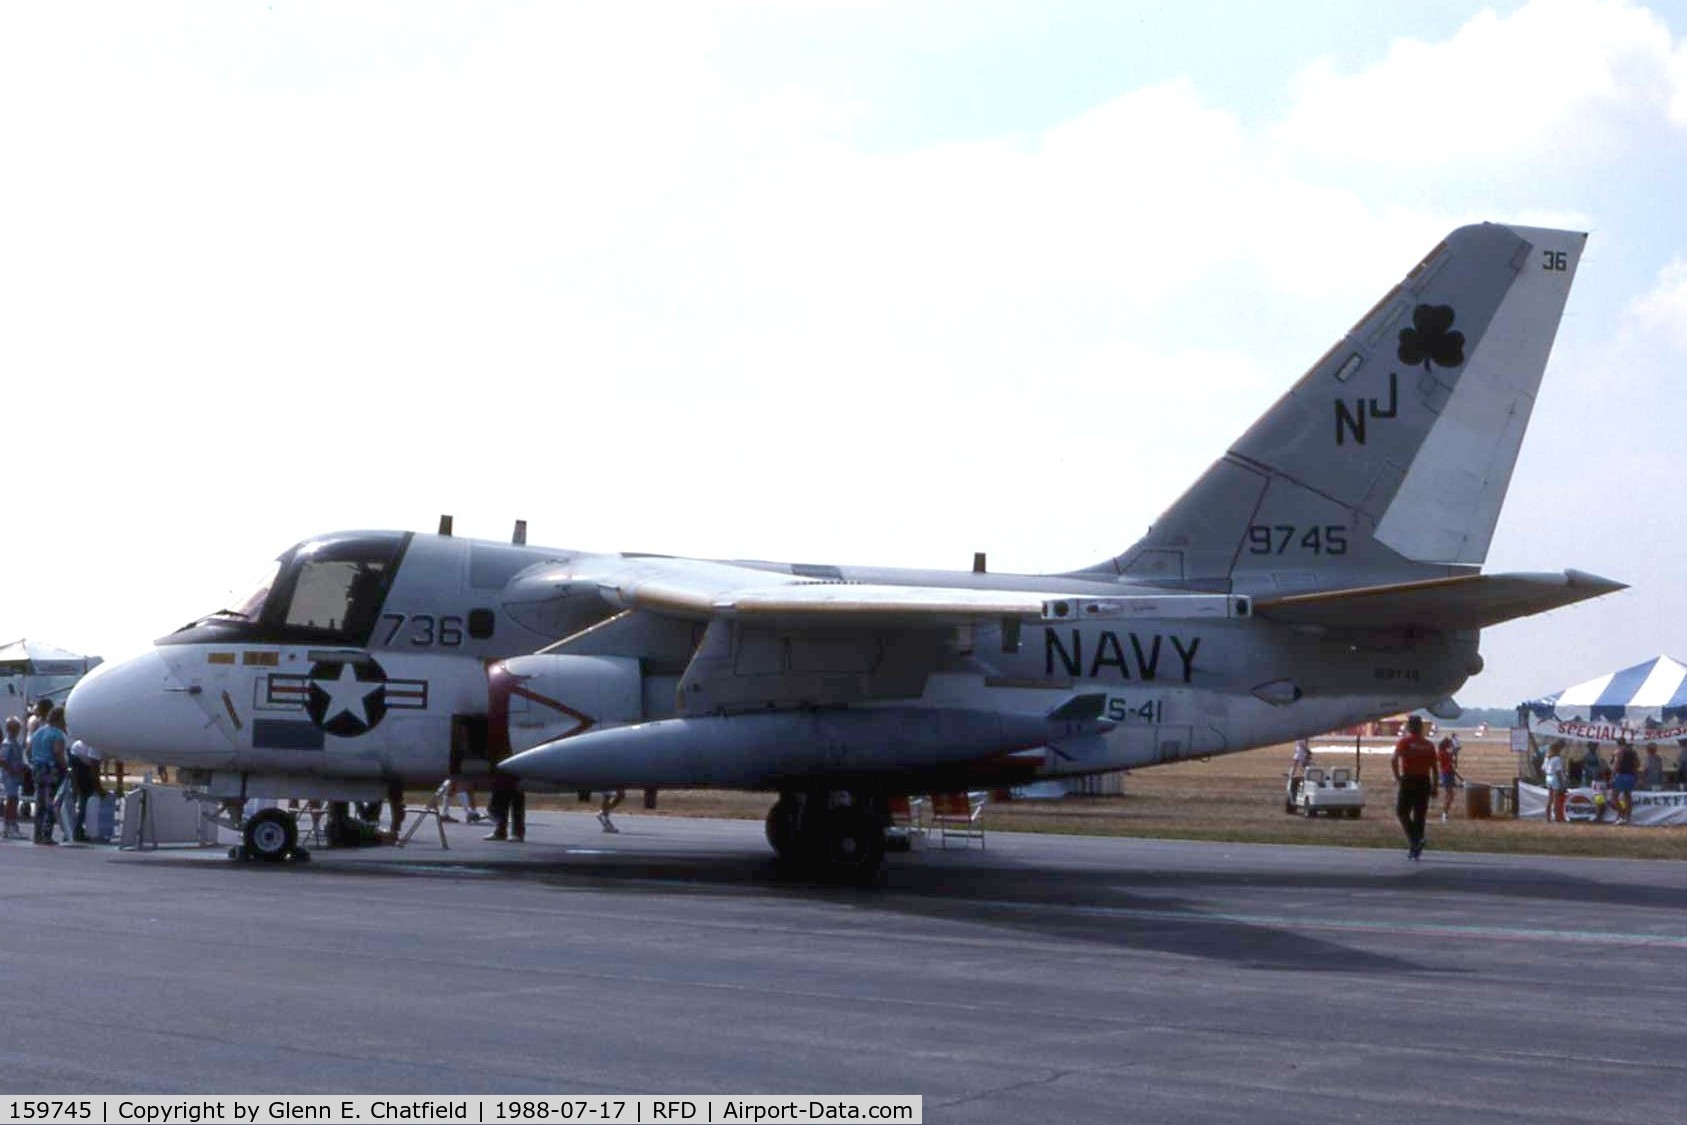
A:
313,663,382,728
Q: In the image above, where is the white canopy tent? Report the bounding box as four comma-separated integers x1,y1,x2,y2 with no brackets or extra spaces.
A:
1521,655,1687,744
0,638,103,718
1517,656,1687,824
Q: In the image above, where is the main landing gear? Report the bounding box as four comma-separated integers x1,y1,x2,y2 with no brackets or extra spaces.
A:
766,790,886,883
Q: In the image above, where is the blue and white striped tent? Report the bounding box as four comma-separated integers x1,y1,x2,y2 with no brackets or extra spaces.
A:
1523,656,1687,727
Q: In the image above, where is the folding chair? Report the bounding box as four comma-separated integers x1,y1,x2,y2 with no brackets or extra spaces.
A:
885,794,927,850
397,780,450,849
929,791,987,848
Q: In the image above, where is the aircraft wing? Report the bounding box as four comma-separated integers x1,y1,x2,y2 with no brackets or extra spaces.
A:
1252,570,1625,631
591,560,1244,627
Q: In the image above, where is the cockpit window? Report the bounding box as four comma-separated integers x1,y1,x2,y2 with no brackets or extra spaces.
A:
283,556,388,636
159,532,410,647
223,563,279,621
269,534,406,643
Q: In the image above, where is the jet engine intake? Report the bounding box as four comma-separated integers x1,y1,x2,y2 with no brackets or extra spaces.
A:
488,654,644,756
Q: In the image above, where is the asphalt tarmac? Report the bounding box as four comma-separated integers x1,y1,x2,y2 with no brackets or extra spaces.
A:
5,810,1685,1124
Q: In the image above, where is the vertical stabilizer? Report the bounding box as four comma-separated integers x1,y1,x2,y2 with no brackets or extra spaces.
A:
1084,223,1584,594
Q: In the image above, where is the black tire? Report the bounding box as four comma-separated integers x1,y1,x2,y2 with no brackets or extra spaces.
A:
819,805,885,883
243,807,298,863
765,794,802,859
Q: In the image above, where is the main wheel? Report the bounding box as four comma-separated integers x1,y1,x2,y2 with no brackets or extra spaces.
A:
243,807,298,863
817,805,885,883
765,793,803,860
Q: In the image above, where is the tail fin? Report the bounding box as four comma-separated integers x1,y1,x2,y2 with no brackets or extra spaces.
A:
1086,223,1584,594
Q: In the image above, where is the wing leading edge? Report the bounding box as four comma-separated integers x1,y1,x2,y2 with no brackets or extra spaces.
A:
572,557,1247,627
1253,569,1625,631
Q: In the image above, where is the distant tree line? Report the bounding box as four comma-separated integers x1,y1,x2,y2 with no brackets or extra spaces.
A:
1445,706,1519,729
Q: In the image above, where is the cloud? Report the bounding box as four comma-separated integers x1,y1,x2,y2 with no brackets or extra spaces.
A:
1631,255,1687,348
1274,0,1686,168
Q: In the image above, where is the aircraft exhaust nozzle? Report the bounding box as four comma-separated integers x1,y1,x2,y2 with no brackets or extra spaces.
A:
500,704,1110,789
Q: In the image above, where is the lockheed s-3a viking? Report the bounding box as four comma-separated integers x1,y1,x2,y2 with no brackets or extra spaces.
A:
68,222,1620,879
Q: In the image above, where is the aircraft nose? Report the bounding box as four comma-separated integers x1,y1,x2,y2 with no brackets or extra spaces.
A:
67,649,229,765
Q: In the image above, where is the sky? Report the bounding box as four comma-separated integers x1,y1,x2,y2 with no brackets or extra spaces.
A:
1,0,1683,706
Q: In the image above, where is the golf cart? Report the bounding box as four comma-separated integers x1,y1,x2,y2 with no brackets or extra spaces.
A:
1285,765,1365,818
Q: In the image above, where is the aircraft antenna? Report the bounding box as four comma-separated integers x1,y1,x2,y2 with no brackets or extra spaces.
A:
513,519,528,546
438,514,454,537
972,552,987,574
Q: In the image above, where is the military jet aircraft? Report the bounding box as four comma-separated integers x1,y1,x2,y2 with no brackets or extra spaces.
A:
68,222,1620,877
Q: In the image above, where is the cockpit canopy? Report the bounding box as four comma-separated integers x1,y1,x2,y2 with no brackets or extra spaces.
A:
161,531,411,647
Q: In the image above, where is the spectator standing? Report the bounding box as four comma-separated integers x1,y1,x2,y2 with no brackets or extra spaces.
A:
1289,738,1312,805
385,779,405,841
440,775,485,824
67,739,105,842
1543,742,1568,822
1582,742,1603,785
28,706,70,845
597,789,625,833
1391,716,1438,860
24,698,50,739
1641,744,1664,791
2,717,26,838
1436,738,1462,823
484,769,526,842
1610,739,1640,825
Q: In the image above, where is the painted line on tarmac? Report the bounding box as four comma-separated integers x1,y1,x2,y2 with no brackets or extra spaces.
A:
969,897,1687,949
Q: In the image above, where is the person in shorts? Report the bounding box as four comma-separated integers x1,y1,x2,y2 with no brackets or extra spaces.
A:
1610,739,1640,825
1436,737,1462,823
1542,742,1568,823
2,716,27,838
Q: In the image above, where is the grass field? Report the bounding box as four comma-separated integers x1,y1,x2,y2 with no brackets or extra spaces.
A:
533,736,1687,861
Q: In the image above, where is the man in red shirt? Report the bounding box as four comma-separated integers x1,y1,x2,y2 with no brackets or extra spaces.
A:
1391,716,1439,860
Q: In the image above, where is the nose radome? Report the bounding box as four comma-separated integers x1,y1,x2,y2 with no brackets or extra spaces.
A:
67,649,231,766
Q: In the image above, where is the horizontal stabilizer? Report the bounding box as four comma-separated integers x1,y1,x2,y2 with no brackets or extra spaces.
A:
1253,570,1625,631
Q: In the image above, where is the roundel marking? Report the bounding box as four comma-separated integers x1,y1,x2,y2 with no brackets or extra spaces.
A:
306,658,390,737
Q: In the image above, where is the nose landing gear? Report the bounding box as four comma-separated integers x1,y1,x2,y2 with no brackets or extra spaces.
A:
228,806,310,864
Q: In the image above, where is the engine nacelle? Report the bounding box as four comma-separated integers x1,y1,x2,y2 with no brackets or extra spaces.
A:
489,654,644,755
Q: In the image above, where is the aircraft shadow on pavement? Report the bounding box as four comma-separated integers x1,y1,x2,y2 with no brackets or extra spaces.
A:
118,834,1684,973
157,844,1441,974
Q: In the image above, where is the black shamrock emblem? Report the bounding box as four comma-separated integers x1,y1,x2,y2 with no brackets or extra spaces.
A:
1397,304,1464,370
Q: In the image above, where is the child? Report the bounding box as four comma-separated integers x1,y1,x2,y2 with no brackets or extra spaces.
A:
2,717,27,838
1437,737,1462,823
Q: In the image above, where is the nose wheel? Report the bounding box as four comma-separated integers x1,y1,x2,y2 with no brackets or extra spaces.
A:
228,807,309,864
